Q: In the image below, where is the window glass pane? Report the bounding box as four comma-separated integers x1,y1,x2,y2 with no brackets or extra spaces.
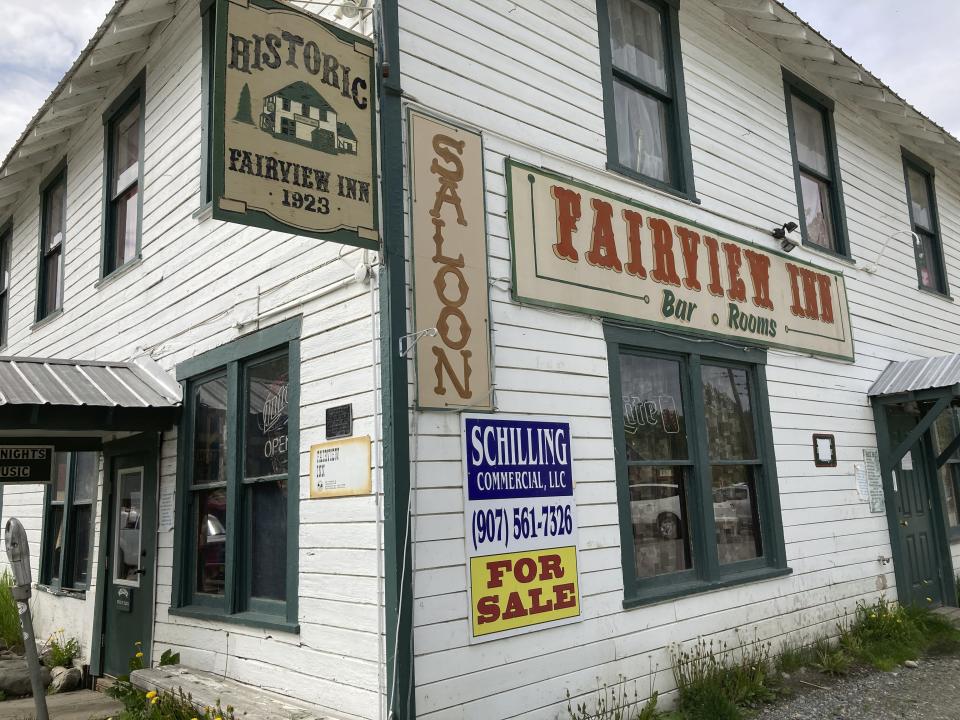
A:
45,506,64,583
907,166,933,232
628,465,693,577
114,469,143,584
43,179,66,250
193,377,228,485
702,365,756,460
245,354,289,479
620,354,687,461
608,0,667,90
916,230,941,291
69,505,92,587
713,465,762,564
250,479,287,601
799,172,835,250
53,453,68,501
931,408,960,461
196,488,227,595
113,104,140,196
73,452,97,503
613,80,671,183
43,250,61,314
112,187,138,269
939,466,960,528
791,96,829,176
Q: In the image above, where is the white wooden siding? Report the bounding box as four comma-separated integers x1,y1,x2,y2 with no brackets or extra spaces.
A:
401,0,960,717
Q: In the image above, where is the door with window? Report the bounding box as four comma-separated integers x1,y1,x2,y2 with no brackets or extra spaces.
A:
101,448,156,677
886,407,946,607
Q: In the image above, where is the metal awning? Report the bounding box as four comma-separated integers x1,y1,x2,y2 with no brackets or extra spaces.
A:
0,355,181,435
868,354,960,398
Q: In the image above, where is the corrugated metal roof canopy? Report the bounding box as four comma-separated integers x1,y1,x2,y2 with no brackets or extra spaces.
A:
868,354,960,398
0,356,180,434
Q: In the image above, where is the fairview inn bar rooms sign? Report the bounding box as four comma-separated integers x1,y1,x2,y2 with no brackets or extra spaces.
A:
506,161,854,361
212,0,378,248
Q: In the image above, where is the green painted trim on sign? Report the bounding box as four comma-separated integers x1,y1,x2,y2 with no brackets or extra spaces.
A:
505,158,856,362
209,0,379,250
379,1,416,717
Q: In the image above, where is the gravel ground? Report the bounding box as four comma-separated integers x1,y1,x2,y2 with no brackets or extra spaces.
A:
755,656,960,720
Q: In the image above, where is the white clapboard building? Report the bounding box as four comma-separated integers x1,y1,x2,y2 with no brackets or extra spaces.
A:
0,1,959,719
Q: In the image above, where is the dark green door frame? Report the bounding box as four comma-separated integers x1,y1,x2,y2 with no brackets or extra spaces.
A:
378,1,415,718
91,432,161,675
872,394,957,608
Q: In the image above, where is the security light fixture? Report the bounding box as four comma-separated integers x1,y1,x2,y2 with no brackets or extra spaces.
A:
772,221,799,252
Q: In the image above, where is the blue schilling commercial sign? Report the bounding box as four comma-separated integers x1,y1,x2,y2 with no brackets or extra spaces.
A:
464,416,573,501
461,414,582,642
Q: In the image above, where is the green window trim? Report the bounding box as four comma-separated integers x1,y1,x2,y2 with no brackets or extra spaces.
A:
0,220,11,349
597,0,698,202
782,69,850,259
604,324,789,607
40,452,98,593
172,316,301,631
901,148,949,298
199,0,217,210
37,161,67,322
101,69,146,278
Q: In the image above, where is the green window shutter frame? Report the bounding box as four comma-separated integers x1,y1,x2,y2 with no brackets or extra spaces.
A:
604,323,789,607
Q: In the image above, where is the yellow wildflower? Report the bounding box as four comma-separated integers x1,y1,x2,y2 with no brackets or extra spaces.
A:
151,697,159,705
136,652,144,658
146,691,157,699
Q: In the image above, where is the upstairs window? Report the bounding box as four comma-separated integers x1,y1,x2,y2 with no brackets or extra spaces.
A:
598,0,696,199
103,73,145,276
783,71,849,257
0,223,9,347
902,151,948,295
38,167,66,321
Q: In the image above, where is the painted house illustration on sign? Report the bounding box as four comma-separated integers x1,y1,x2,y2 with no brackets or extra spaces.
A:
250,80,359,155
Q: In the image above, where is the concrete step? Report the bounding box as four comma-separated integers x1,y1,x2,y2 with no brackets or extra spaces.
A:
0,689,122,719
933,606,960,626
132,665,337,719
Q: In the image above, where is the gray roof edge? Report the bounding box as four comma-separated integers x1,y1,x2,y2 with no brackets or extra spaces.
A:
774,0,960,150
0,0,130,173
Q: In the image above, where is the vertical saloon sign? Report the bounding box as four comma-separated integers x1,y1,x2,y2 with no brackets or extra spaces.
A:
213,0,378,248
410,111,492,410
506,161,854,361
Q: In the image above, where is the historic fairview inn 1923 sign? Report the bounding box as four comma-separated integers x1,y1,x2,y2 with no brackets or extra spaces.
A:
506,160,855,361
212,0,378,248
409,110,493,409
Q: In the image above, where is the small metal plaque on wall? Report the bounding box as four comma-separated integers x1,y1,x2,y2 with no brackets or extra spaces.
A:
326,404,353,440
116,586,133,613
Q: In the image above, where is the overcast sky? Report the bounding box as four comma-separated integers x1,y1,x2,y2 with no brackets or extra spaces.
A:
0,0,958,160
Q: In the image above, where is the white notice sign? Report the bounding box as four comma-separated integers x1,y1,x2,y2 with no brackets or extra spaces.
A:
310,436,372,498
863,448,885,513
158,487,175,531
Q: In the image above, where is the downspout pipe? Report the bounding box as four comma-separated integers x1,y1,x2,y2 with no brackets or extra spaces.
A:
377,2,416,718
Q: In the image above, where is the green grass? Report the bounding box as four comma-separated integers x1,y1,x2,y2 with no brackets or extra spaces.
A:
0,571,22,652
564,676,660,720
670,635,778,720
659,597,960,719
838,597,960,671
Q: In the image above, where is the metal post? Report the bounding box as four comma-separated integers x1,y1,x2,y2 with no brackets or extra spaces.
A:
5,518,48,720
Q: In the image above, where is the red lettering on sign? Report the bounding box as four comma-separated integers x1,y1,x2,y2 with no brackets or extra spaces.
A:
649,218,681,286
586,199,623,271
551,185,581,262
676,227,701,291
623,210,647,278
